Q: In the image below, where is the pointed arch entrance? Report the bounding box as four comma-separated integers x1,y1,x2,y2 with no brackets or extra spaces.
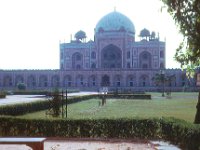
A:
139,51,152,69
101,75,110,86
101,44,122,68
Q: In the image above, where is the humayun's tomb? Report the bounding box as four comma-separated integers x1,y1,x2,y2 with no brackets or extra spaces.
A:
0,11,198,91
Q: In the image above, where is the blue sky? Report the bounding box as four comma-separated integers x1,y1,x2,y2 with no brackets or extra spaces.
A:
0,0,183,69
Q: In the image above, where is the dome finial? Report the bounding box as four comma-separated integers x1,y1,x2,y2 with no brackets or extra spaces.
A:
114,6,116,12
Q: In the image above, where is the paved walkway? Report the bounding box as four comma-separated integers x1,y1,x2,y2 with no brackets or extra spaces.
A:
0,139,155,150
0,139,181,150
0,92,98,106
0,95,45,105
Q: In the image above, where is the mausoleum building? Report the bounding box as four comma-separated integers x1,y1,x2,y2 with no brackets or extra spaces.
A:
0,11,197,91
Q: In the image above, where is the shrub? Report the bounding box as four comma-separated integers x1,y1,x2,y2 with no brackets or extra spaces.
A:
0,91,6,98
50,89,62,117
17,83,26,90
160,117,200,149
0,117,199,149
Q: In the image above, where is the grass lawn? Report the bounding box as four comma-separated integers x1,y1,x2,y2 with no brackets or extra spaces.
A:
21,92,199,123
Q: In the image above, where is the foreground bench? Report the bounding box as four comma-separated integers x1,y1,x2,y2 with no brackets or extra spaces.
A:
0,137,46,150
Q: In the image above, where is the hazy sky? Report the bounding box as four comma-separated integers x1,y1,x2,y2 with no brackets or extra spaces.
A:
0,0,183,69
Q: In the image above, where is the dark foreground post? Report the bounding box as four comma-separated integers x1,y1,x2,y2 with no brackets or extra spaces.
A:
194,73,200,124
61,90,64,118
102,95,106,106
101,87,107,106
65,90,68,118
194,91,200,124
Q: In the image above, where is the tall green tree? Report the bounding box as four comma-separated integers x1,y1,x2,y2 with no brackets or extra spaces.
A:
152,73,175,96
161,0,200,69
152,73,165,86
152,73,166,96
161,0,200,123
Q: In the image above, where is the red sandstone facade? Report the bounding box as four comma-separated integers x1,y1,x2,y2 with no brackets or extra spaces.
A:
0,11,198,91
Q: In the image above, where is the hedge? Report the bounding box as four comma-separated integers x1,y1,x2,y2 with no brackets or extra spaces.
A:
104,94,151,99
0,94,150,116
0,117,161,138
0,93,6,98
0,95,99,116
160,117,200,150
0,117,199,149
0,100,50,116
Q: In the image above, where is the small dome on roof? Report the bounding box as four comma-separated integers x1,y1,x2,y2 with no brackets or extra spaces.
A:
95,11,135,34
75,30,86,40
140,28,150,37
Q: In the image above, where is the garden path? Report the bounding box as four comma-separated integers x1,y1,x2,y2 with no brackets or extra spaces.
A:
0,92,98,106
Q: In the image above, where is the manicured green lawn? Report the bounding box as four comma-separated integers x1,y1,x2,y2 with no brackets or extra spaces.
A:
21,92,198,123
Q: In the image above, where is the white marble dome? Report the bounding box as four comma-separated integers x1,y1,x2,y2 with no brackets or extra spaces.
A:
95,11,135,34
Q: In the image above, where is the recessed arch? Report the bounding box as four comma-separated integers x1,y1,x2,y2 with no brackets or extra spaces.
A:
27,75,36,87
139,74,150,87
51,75,60,87
3,75,12,87
127,75,136,87
88,75,97,86
91,63,96,69
160,62,164,69
76,75,84,87
101,75,110,86
91,51,96,59
114,75,122,87
72,52,83,69
63,75,72,87
101,44,122,68
15,75,24,86
139,51,152,69
39,75,48,87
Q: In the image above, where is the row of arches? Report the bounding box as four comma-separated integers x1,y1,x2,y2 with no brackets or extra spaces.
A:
1,73,191,89
1,74,153,88
72,52,97,69
69,44,164,70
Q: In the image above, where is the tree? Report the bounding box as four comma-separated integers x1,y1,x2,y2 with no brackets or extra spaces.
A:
17,83,26,90
161,0,200,69
152,73,175,96
165,74,176,94
152,73,165,86
161,0,200,123
47,89,61,117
